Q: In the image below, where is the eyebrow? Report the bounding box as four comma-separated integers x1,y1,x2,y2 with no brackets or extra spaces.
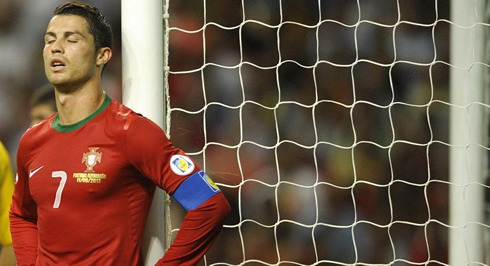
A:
44,31,85,38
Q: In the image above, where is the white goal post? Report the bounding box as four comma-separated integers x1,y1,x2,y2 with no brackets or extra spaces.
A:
120,0,167,265
449,0,488,264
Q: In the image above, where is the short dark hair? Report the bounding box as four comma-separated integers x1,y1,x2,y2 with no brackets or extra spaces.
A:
54,1,113,53
30,84,56,112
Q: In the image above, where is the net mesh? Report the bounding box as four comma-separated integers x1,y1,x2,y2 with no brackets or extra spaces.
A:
165,0,490,264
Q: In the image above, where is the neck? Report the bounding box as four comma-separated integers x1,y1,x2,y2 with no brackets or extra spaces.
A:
55,85,106,125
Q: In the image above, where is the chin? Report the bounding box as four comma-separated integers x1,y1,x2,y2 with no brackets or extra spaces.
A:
48,79,64,87
47,73,63,83
48,79,68,91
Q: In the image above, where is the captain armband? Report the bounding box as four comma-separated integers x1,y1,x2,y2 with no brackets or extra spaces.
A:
172,170,221,211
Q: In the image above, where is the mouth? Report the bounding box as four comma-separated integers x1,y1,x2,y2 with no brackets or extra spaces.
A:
50,58,66,72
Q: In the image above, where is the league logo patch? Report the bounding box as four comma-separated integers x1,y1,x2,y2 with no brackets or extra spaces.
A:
82,147,102,173
170,155,195,176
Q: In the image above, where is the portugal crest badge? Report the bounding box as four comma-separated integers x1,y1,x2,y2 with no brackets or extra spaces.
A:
82,147,102,173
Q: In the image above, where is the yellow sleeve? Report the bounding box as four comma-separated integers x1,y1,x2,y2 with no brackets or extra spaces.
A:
0,142,14,246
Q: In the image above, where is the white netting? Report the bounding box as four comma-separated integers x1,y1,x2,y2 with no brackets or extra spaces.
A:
165,0,490,265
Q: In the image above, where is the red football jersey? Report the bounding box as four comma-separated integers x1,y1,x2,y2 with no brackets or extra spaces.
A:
10,95,230,266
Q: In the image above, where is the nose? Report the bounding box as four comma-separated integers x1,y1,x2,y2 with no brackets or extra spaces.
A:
50,39,63,54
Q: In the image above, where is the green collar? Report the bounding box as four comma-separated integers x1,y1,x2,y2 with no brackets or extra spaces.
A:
52,94,112,133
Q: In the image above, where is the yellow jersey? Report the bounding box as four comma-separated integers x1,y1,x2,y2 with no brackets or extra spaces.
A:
0,141,14,245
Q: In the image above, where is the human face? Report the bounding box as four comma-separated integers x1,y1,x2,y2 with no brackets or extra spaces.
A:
43,15,97,89
30,104,56,126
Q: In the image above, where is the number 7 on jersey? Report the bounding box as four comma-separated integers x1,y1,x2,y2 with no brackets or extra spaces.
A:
51,171,67,208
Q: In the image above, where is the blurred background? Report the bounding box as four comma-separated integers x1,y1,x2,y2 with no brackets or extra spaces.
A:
167,0,454,265
1,0,487,265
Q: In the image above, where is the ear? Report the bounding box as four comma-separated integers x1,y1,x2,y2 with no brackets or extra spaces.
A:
96,47,112,68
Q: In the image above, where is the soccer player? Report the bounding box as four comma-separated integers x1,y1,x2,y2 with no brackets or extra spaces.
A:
10,2,231,266
29,84,57,126
0,141,15,266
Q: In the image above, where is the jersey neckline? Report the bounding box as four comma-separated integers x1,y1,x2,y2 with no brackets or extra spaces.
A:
52,94,112,133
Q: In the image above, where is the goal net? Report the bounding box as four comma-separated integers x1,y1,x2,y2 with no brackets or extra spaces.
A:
164,0,490,264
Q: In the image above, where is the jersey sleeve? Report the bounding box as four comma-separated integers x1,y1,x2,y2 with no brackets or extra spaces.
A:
0,142,14,246
125,116,231,265
9,138,39,265
125,116,197,193
157,193,230,265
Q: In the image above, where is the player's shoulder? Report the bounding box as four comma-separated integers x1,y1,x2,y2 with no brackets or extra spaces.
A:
107,100,140,124
106,100,159,131
21,115,56,142
16,114,56,157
